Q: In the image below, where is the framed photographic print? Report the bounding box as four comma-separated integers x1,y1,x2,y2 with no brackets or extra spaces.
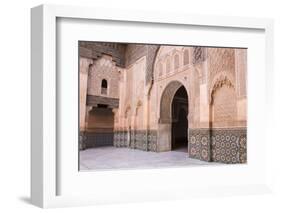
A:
31,4,274,208
78,41,246,171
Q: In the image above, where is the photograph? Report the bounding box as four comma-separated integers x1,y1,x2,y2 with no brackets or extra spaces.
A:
78,41,247,171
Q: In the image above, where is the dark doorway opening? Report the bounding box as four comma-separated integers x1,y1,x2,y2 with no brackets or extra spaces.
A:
171,86,188,151
85,107,114,148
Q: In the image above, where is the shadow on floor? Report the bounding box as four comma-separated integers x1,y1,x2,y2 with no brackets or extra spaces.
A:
18,196,31,205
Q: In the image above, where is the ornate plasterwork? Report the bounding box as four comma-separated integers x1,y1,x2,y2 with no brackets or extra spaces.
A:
235,49,247,98
208,48,235,83
212,84,237,125
153,46,192,82
192,47,206,64
208,72,238,126
79,41,126,67
209,72,235,104
146,45,160,84
87,55,120,99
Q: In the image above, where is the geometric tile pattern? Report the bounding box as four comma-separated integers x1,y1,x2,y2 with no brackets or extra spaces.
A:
134,130,148,150
146,45,160,84
113,130,158,152
80,131,114,149
113,128,246,164
238,132,247,163
188,129,211,161
113,131,127,147
79,131,87,150
189,128,247,164
208,48,235,82
147,131,158,152
211,128,247,164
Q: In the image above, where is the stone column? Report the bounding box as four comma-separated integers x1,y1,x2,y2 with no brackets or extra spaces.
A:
79,57,92,132
79,57,92,150
80,106,92,150
188,62,212,162
143,89,151,151
235,49,247,125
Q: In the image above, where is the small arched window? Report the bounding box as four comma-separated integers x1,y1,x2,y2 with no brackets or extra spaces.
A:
174,54,180,69
183,50,189,65
101,79,108,95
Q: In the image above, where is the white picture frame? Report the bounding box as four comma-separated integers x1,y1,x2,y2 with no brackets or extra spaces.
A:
31,4,274,208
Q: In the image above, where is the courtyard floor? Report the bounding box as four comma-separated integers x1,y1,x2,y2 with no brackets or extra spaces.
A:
79,146,219,171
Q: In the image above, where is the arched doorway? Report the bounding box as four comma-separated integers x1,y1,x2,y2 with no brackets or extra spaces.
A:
171,86,188,151
158,81,189,152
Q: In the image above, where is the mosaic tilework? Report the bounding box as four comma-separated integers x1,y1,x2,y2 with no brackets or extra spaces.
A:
189,128,247,164
80,131,114,149
211,128,246,164
86,128,246,164
113,131,127,147
188,129,211,161
113,130,158,152
134,130,147,151
147,131,158,152
238,131,247,163
79,131,87,150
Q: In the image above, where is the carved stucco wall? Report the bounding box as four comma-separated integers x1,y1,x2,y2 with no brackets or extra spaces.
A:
207,48,236,101
235,49,247,98
79,41,126,67
87,55,121,99
153,46,201,129
125,44,159,85
212,84,237,127
208,48,235,79
115,56,146,131
192,47,206,64
153,46,192,82
113,55,152,151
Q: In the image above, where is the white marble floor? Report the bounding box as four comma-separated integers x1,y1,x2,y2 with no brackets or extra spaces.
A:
79,146,219,171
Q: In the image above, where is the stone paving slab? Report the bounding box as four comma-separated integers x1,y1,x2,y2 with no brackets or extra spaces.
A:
79,146,219,171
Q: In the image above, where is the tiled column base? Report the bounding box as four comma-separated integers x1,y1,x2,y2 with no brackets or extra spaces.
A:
113,130,158,152
210,128,247,164
188,129,211,161
189,128,247,164
79,131,87,150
